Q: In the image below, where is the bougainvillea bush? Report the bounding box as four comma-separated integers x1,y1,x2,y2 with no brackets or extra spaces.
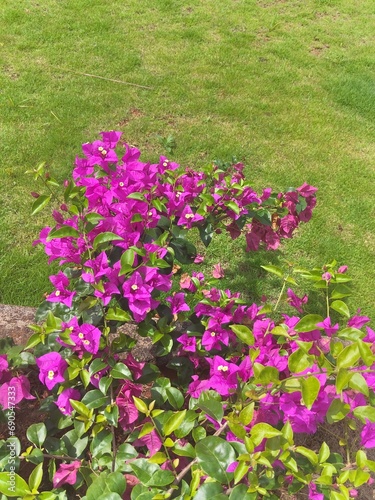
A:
1,132,375,500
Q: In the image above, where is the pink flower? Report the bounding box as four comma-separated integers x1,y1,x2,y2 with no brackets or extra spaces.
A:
287,289,308,313
55,388,81,416
194,254,204,264
176,334,196,352
361,421,375,448
166,292,190,315
36,352,68,390
212,263,225,279
53,460,81,488
0,376,35,409
337,265,348,274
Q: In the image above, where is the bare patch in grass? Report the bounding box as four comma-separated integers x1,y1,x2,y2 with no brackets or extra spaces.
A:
2,65,19,80
118,108,144,127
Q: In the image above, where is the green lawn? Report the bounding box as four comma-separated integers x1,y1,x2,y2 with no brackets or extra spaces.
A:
1,0,374,320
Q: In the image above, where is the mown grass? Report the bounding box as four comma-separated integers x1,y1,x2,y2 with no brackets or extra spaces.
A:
1,0,374,320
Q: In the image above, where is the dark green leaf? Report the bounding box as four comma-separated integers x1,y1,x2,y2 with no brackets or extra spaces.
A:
93,232,124,250
26,423,47,447
196,436,236,484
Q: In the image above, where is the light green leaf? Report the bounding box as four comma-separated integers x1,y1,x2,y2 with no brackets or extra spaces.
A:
353,406,375,423
261,265,283,278
330,300,350,318
229,325,254,345
163,410,187,436
0,473,31,497
336,343,360,369
31,194,51,215
28,463,43,492
295,314,323,333
295,446,318,465
326,399,351,424
301,376,320,410
349,372,369,396
250,423,282,446
288,348,313,373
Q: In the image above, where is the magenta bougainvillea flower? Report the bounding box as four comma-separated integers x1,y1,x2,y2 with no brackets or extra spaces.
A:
360,420,375,448
53,460,81,488
212,263,225,279
286,288,308,313
70,323,101,355
36,352,68,390
166,292,190,315
176,333,196,353
116,381,142,430
0,376,35,409
55,388,81,416
46,271,76,308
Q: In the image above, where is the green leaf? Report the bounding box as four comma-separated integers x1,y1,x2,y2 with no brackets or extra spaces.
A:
127,192,146,201
145,469,175,487
229,325,254,346
326,399,351,424
250,423,282,446
86,471,126,500
295,446,318,465
318,442,330,463
82,390,109,409
166,387,184,409
133,397,149,414
163,410,187,436
295,314,323,333
70,400,92,418
227,201,240,215
358,340,375,366
197,392,224,422
199,223,214,247
47,226,80,240
31,194,51,215
105,307,131,322
300,376,320,410
26,423,47,447
0,472,31,497
239,402,255,426
130,459,159,485
288,348,313,373
169,237,197,264
111,362,132,380
28,463,43,492
353,406,375,423
261,265,283,278
196,436,236,483
330,300,350,318
336,343,360,369
254,366,279,384
93,232,124,250
349,372,369,396
229,484,257,500
194,481,226,500
90,430,112,458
